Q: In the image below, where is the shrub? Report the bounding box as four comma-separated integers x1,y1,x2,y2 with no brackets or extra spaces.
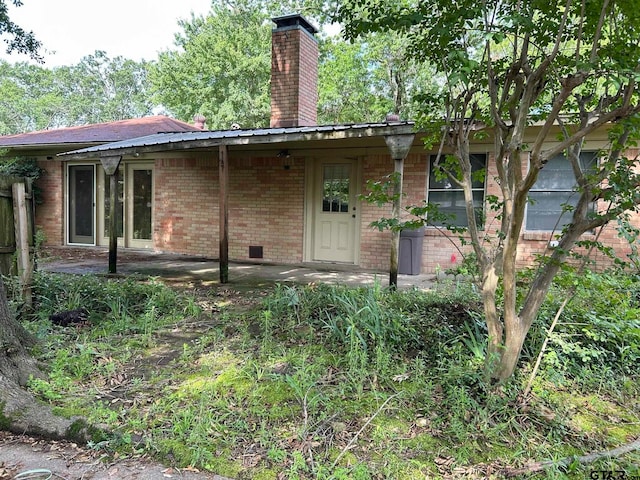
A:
526,270,640,376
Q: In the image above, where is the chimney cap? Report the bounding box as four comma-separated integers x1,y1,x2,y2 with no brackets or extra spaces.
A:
193,114,206,130
272,14,318,35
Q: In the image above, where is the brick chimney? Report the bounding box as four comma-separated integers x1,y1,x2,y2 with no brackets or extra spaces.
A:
270,14,318,128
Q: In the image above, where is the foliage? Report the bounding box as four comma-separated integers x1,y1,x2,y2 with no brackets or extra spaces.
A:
262,282,481,367
0,0,41,60
318,31,436,124
0,155,45,204
338,0,640,381
59,52,153,126
527,269,640,376
0,0,436,132
616,215,640,273
0,52,152,134
10,272,639,478
27,272,196,322
0,155,41,178
318,36,393,124
149,0,436,128
149,2,272,129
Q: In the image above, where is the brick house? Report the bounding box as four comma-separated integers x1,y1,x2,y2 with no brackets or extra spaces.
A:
1,14,637,275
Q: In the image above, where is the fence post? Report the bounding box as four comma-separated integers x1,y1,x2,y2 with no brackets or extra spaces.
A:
12,182,32,307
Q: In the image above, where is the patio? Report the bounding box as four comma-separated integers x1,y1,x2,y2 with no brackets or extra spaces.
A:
38,246,437,290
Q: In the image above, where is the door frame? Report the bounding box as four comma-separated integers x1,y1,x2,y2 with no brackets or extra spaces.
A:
96,162,154,249
125,163,154,249
96,165,124,248
66,163,96,246
303,157,362,264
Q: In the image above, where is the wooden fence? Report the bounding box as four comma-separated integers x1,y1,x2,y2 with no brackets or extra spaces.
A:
0,176,35,288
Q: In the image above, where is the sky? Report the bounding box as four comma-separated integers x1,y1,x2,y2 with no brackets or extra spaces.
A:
1,0,213,67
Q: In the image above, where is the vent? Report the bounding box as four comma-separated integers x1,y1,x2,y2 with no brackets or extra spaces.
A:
249,246,264,259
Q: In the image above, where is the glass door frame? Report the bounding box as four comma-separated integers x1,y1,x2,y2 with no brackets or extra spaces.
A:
96,162,154,249
96,166,124,247
126,163,154,249
66,163,96,246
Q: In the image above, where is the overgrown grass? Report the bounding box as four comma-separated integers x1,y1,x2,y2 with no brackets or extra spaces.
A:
8,271,640,479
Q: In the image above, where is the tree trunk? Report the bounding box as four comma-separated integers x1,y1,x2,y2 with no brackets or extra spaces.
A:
492,319,528,381
0,277,90,441
481,263,503,373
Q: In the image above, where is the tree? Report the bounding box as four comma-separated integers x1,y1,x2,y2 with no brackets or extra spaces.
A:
149,0,434,128
0,279,90,439
0,0,41,60
0,52,152,134
149,1,272,129
0,60,60,134
57,51,153,126
318,32,435,124
0,1,93,440
318,35,394,124
340,0,640,381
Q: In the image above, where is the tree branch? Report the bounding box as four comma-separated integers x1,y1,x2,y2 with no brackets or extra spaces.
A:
502,437,640,477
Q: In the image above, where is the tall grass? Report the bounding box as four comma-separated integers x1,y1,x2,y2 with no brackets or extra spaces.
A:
9,270,639,479
262,281,482,369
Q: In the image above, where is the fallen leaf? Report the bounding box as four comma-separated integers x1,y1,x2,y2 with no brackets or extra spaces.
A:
392,372,411,382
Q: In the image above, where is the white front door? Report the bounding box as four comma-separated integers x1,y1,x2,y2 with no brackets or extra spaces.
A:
312,160,359,263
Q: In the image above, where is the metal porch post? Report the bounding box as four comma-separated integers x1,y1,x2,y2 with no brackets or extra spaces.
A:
100,155,122,275
384,133,415,289
219,144,229,283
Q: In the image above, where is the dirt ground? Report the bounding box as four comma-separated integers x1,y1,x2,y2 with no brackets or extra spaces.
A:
0,432,230,480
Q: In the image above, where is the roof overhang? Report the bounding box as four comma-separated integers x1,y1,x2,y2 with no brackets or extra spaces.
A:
1,142,104,151
59,122,417,160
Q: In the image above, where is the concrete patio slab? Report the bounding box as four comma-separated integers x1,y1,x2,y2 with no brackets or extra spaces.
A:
38,247,436,290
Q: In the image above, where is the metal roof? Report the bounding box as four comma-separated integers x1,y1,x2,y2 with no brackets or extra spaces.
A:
60,122,417,159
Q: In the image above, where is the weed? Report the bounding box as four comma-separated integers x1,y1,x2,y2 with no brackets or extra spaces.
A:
14,271,640,479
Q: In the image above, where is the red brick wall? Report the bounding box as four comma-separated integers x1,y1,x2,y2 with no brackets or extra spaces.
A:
153,157,218,257
359,154,393,270
35,159,64,245
229,156,305,262
153,155,305,264
358,152,431,271
406,155,640,273
359,151,640,274
35,148,640,275
270,26,318,127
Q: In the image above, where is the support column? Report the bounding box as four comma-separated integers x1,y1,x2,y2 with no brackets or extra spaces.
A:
99,155,122,274
389,158,403,288
108,169,119,274
219,144,229,283
384,133,415,289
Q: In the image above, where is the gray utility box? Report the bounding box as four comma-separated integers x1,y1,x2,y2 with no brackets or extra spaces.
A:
399,227,425,275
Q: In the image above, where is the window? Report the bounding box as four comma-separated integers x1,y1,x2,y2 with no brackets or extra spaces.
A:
526,152,597,231
322,164,350,213
427,154,486,228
